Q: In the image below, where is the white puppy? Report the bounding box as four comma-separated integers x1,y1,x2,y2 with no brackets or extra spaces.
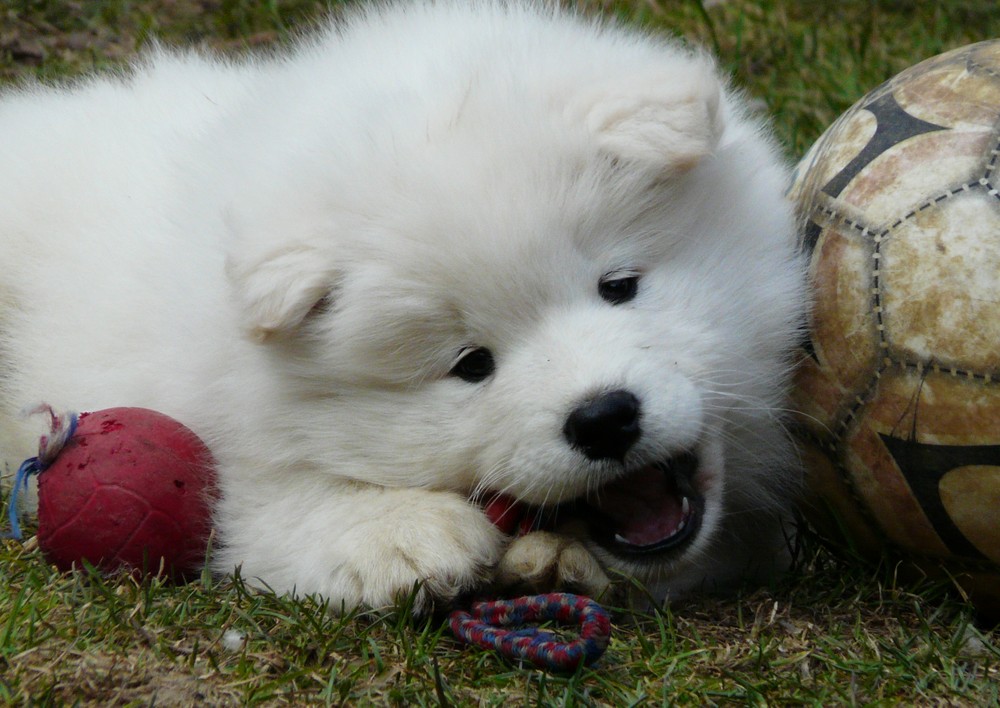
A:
0,1,805,612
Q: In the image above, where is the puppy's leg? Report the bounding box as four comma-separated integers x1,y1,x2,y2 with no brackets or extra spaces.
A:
215,475,505,614
495,531,610,599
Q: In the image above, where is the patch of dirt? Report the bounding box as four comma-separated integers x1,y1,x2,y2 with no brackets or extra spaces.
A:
8,644,243,705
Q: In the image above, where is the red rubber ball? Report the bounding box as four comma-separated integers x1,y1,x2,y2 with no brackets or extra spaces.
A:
36,407,216,581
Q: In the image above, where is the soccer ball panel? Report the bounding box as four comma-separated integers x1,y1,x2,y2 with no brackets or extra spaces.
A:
791,357,850,439
837,129,994,226
940,466,1000,563
882,191,1000,371
843,406,951,558
929,372,1000,444
799,440,883,554
794,107,877,202
809,223,879,393
864,368,1000,448
894,51,1000,131
841,367,1000,562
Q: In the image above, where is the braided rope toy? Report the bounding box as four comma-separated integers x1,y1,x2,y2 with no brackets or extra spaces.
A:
448,592,611,671
450,494,612,671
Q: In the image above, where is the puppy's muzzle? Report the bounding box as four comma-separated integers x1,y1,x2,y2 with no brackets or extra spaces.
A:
557,390,705,558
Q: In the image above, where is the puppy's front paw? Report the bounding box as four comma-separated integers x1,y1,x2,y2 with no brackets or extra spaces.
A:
495,531,610,599
349,492,505,614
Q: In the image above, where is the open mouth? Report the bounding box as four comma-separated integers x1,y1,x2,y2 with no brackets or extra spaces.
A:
578,451,703,557
479,451,704,558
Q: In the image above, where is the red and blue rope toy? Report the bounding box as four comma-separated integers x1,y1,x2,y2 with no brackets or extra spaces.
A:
448,592,611,672
447,494,613,671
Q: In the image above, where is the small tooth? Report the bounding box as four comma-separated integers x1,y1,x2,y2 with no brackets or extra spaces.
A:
681,496,690,517
614,534,629,545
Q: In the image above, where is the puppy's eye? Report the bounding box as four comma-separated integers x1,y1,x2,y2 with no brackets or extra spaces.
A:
450,347,495,383
598,272,640,305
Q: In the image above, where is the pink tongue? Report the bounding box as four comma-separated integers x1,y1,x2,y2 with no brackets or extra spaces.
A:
592,466,686,547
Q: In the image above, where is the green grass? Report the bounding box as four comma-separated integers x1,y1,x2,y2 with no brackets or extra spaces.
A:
3,536,998,704
4,0,999,154
3,0,1000,704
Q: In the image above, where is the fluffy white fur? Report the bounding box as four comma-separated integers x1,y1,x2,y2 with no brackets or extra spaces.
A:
0,1,805,612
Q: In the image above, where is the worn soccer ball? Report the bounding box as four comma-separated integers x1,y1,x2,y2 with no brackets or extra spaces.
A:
789,40,1000,619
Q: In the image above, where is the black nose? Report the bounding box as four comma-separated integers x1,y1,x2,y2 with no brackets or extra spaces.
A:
563,389,641,462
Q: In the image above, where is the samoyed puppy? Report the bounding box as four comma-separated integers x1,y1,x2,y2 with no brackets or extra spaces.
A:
0,0,805,612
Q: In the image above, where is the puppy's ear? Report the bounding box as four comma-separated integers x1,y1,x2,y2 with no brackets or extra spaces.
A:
227,246,337,342
577,57,725,176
